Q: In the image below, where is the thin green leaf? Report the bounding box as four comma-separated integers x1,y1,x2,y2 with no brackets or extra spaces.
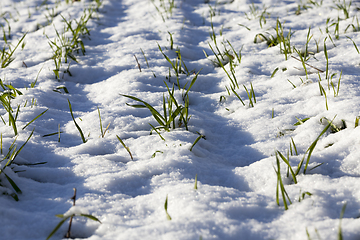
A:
164,195,171,220
8,111,17,136
194,174,198,190
149,123,165,141
122,94,166,127
183,69,202,98
80,214,102,223
46,216,71,240
13,128,34,162
116,135,133,160
276,151,297,183
22,109,48,130
4,172,21,193
68,99,87,143
190,135,203,151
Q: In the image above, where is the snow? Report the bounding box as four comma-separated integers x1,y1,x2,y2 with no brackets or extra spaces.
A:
0,0,360,239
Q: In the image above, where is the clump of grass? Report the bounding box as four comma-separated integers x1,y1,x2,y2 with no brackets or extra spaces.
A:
150,0,175,22
254,19,293,60
158,43,190,89
61,11,92,54
243,83,256,107
0,79,23,136
275,20,293,60
333,0,351,19
244,2,270,27
275,117,335,202
122,83,193,140
122,93,179,133
0,129,34,201
295,2,311,15
48,9,93,79
0,80,45,135
48,27,78,79
245,3,260,20
0,33,26,68
293,48,309,78
330,22,341,39
206,42,238,90
297,118,333,174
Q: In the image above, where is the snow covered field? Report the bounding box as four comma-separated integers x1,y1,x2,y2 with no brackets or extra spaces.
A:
0,0,360,239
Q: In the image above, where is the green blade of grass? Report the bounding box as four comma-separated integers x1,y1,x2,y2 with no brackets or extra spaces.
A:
42,132,64,137
13,128,34,162
8,111,17,136
291,137,298,155
276,151,297,184
22,109,48,130
116,135,133,160
4,172,21,194
302,120,333,174
230,87,245,106
68,99,87,143
190,134,203,151
149,123,165,141
338,203,346,240
1,33,27,68
80,214,102,223
122,94,167,129
164,195,172,220
46,216,72,240
194,174,198,190
183,69,202,98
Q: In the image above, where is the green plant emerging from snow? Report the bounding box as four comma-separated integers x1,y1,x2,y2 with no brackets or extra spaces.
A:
0,33,26,68
254,19,293,60
150,0,175,22
122,86,191,139
0,129,34,201
68,99,87,143
274,117,336,209
164,194,172,220
47,188,101,240
48,9,93,79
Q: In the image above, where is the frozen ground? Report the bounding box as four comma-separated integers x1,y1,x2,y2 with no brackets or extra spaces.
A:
0,0,360,239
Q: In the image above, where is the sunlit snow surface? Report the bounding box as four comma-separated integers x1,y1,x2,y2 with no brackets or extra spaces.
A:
0,0,360,239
